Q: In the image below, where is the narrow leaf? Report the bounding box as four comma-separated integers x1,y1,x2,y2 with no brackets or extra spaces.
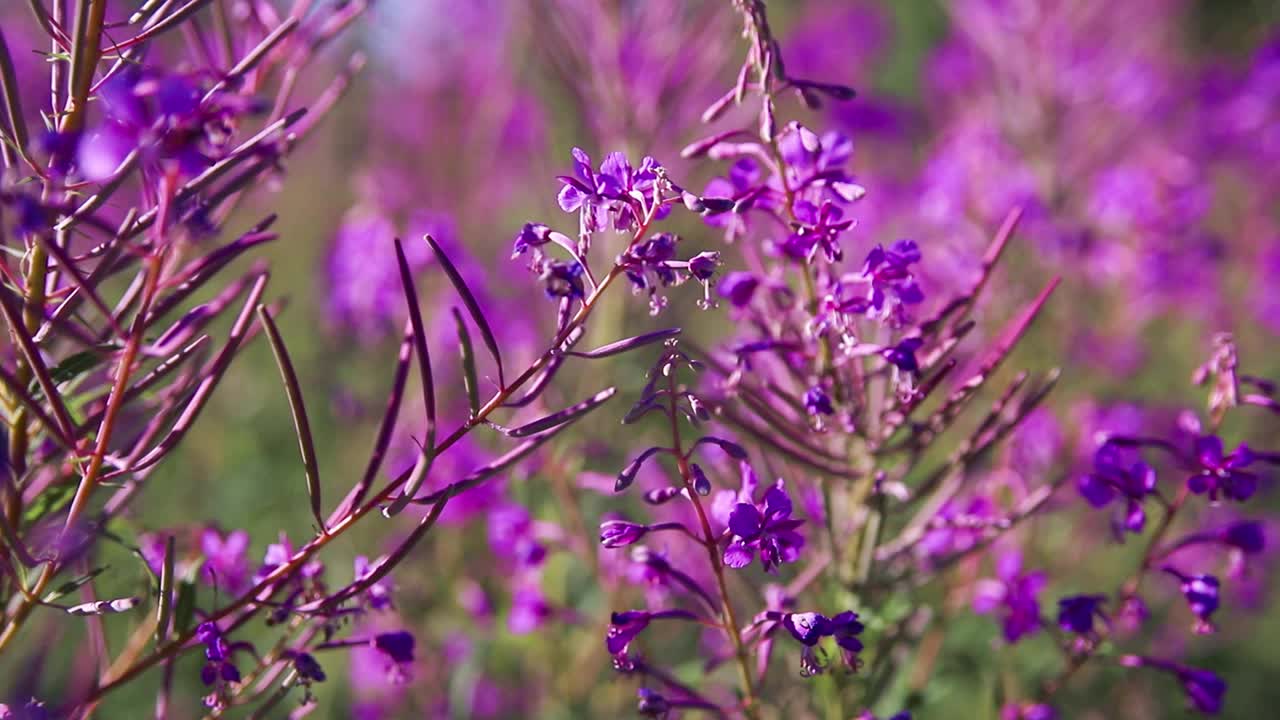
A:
567,328,682,359
172,578,197,634
43,567,108,603
336,321,413,518
256,305,325,532
393,238,436,450
155,535,175,642
0,363,75,449
425,233,505,388
499,387,616,438
0,29,30,164
453,308,480,417
0,285,78,441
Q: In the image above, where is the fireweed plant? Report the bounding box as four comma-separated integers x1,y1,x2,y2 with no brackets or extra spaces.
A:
0,1,1274,718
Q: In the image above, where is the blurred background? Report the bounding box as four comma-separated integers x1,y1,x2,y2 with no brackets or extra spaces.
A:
4,0,1280,717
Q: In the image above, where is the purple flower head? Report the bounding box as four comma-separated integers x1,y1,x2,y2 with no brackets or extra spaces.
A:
1222,520,1266,554
325,207,443,340
785,200,856,264
371,630,414,666
600,520,649,548
539,260,586,301
1164,568,1220,633
973,552,1045,643
1077,444,1158,536
856,240,924,322
1187,435,1258,502
511,222,554,260
1056,594,1107,634
882,337,924,374
77,65,257,180
255,533,322,587
557,148,666,232
829,610,866,668
621,233,680,291
1124,657,1227,714
487,504,546,570
293,652,327,684
606,610,652,656
200,528,250,595
1177,667,1228,714
781,611,832,646
804,386,835,416
723,482,806,572
508,585,554,634
196,622,241,687
636,688,670,717
718,271,760,308
701,156,769,238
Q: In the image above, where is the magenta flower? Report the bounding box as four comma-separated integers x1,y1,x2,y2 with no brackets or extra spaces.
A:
974,553,1045,643
200,528,250,595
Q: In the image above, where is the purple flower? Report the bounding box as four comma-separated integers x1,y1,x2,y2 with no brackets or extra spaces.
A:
1177,667,1228,714
861,240,924,315
1164,568,1220,633
606,610,652,655
324,207,441,340
636,688,670,717
804,386,835,416
829,610,866,668
508,585,553,635
1122,657,1227,714
784,200,855,263
539,260,586,301
1056,595,1107,634
723,483,806,572
200,528,250,595
77,65,256,180
973,553,1045,643
196,622,241,686
372,631,415,666
718,271,760,308
1187,435,1258,502
605,609,695,658
600,520,649,548
882,337,924,374
557,148,665,232
781,611,832,646
1222,520,1266,554
1077,444,1158,535
487,504,547,570
292,652,327,683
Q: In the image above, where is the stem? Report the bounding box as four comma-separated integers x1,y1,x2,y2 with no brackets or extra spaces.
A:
668,371,759,717
0,168,173,654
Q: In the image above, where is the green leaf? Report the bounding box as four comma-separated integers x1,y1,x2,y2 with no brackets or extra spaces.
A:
48,349,104,385
173,576,198,635
43,566,107,603
453,308,480,417
23,482,75,525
